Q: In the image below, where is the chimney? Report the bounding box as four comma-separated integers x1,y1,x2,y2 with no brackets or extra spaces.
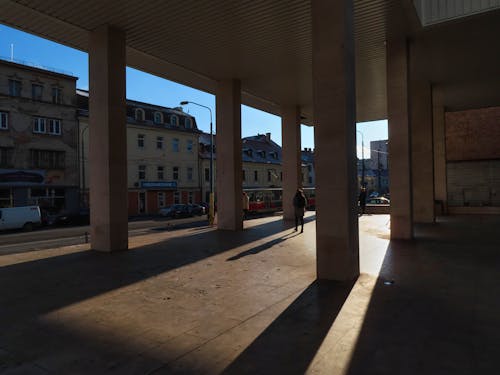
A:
265,132,271,142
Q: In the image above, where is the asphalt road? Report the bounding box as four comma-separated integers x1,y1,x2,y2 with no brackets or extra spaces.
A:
0,215,207,255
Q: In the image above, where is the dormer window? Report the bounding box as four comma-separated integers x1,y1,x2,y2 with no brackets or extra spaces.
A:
135,108,145,121
185,117,192,129
258,150,266,158
245,149,253,157
154,112,163,124
170,115,178,126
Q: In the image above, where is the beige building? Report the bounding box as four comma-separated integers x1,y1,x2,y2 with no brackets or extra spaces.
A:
78,91,201,216
0,58,79,212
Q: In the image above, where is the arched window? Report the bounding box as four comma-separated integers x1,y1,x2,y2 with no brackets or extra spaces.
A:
154,112,163,124
185,117,192,129
135,108,145,121
170,115,178,126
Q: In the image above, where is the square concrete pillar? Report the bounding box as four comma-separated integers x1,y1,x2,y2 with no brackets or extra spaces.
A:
410,78,434,223
281,106,302,221
387,39,413,239
312,0,359,281
88,25,128,251
216,79,243,231
433,87,447,213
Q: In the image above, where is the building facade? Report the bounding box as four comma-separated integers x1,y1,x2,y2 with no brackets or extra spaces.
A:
78,91,201,216
199,132,313,203
0,58,79,212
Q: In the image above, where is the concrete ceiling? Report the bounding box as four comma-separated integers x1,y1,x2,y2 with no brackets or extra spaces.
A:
1,0,498,123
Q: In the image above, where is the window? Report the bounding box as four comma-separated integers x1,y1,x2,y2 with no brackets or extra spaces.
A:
158,192,165,208
0,188,12,208
157,166,164,180
172,138,179,152
0,147,14,168
138,165,146,180
185,117,192,129
308,165,312,172
174,191,180,204
135,108,145,121
154,112,163,124
242,169,246,181
156,136,164,149
170,115,178,126
187,140,193,152
32,84,43,101
33,117,46,133
30,149,65,169
280,172,283,181
254,170,258,182
52,87,62,104
32,117,61,135
8,79,21,96
267,170,271,182
173,166,179,180
204,168,210,182
188,192,193,204
0,112,8,130
308,176,313,184
137,134,145,148
48,119,61,135
187,167,193,181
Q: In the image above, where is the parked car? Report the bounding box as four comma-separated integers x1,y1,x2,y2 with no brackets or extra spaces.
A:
0,206,41,231
366,197,390,205
158,204,191,219
187,204,206,216
46,209,90,226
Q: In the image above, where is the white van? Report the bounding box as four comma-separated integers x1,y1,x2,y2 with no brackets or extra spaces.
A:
0,206,42,231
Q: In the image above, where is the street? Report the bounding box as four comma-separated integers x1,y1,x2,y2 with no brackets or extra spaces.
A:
0,216,207,255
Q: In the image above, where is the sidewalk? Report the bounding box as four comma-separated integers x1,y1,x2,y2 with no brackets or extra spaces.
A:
1,213,499,374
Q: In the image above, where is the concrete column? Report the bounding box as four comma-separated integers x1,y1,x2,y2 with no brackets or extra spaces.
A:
281,106,302,221
433,87,447,214
312,0,359,281
216,79,243,231
410,79,434,223
88,25,128,251
387,39,413,239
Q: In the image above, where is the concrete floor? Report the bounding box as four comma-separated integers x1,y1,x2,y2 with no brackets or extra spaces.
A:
0,213,499,374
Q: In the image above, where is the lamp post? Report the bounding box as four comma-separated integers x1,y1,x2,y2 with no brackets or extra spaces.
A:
180,101,215,225
356,130,365,187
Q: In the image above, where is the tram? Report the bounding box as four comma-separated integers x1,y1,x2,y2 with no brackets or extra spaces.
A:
243,187,315,214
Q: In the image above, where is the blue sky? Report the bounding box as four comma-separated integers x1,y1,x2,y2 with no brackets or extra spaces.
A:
0,23,387,157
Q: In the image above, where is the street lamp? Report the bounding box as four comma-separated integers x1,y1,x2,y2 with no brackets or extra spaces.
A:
180,101,215,225
356,130,365,187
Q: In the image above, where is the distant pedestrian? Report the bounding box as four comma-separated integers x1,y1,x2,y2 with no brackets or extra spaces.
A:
358,187,367,215
242,191,250,219
293,188,307,233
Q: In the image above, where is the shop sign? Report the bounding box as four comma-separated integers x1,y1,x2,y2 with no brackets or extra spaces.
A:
140,181,177,189
0,169,46,186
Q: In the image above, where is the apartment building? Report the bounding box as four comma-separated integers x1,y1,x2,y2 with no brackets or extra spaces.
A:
0,58,79,211
78,91,201,216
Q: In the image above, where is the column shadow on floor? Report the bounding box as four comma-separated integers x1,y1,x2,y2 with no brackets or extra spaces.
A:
221,279,355,375
344,216,500,375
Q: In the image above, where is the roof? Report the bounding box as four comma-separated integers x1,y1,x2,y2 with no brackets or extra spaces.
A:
3,2,499,121
199,133,282,165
